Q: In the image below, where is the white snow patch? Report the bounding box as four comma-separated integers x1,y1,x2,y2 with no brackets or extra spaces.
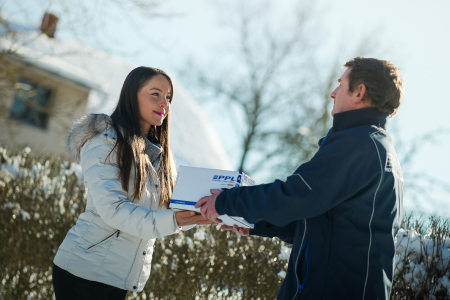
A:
20,209,31,221
278,246,292,261
194,229,206,241
277,271,286,278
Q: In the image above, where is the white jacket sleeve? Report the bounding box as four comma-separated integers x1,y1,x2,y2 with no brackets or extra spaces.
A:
81,136,180,240
180,224,196,231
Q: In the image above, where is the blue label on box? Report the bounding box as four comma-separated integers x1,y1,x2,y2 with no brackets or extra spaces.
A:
212,175,235,182
171,199,197,206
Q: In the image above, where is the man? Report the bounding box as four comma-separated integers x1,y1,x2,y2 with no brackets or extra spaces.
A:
196,57,404,300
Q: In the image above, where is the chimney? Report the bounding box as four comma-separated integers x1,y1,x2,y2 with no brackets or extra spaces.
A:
40,12,59,38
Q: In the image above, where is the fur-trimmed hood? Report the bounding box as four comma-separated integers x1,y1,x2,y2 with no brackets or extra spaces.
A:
67,113,163,164
67,114,113,163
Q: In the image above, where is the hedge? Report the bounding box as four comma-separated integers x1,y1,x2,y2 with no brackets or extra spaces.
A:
0,146,449,299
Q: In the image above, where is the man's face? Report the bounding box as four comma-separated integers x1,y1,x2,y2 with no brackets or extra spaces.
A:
330,68,358,117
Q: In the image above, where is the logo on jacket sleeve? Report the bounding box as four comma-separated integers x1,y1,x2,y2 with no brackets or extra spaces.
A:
385,152,404,219
385,153,403,180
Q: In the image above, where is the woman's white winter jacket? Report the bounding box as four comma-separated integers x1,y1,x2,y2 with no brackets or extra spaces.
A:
54,114,181,292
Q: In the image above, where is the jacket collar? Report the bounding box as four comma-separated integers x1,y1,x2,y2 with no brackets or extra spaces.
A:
145,139,163,165
332,107,389,133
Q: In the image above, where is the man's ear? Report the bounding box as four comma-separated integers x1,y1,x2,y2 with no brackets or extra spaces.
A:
352,84,367,104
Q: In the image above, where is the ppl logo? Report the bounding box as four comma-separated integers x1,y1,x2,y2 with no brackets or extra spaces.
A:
213,175,235,182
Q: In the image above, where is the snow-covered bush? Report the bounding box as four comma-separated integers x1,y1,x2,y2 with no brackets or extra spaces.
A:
0,146,87,300
1,146,449,299
391,215,450,299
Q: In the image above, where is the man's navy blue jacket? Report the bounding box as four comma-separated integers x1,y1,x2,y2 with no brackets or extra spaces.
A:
215,108,404,300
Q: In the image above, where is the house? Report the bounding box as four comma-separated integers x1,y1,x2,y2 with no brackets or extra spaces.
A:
0,13,232,170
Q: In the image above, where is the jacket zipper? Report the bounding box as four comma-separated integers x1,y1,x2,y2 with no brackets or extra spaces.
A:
292,219,307,300
134,242,147,289
297,241,310,293
125,239,143,285
86,230,119,251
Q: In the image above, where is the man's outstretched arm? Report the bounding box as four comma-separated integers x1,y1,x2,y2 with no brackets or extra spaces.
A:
197,133,367,227
196,192,297,243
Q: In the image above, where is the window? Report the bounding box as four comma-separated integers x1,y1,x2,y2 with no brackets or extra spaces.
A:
9,79,52,129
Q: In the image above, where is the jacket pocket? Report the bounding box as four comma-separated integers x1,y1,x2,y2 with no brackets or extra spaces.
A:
296,240,310,294
86,230,120,252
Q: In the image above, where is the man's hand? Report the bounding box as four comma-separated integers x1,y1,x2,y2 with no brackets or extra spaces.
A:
221,224,250,236
175,210,216,227
195,189,223,223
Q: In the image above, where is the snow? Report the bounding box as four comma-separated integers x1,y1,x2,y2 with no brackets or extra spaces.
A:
439,276,450,296
1,30,232,170
193,229,206,241
175,232,184,247
20,209,30,221
278,246,291,261
277,271,286,278
394,255,404,276
186,237,194,249
393,228,450,295
395,228,422,262
0,147,84,207
445,238,450,248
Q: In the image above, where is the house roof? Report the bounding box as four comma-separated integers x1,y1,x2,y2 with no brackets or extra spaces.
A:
2,31,232,170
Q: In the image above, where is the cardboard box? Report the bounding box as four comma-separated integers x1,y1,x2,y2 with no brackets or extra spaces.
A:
170,166,256,228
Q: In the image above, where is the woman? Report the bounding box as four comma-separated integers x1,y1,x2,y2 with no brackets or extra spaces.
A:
52,67,213,299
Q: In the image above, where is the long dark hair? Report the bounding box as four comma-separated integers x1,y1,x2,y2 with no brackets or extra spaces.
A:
110,66,176,208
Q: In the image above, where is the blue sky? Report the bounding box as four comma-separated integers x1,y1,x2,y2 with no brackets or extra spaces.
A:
3,0,449,217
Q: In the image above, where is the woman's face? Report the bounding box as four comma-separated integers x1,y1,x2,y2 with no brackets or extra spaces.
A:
137,74,171,134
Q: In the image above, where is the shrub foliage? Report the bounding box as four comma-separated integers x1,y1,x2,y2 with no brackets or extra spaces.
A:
0,146,86,300
392,215,450,299
0,146,449,299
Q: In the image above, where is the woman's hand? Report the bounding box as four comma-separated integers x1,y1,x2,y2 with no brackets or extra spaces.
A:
175,210,216,227
221,224,250,236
